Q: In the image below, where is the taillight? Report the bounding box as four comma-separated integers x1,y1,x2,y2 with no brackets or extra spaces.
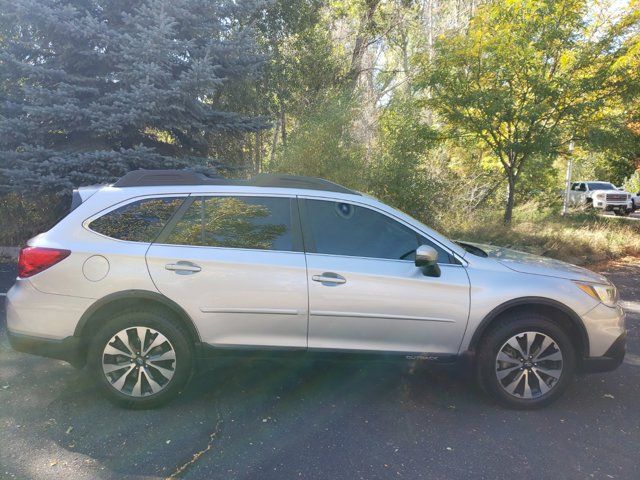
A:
17,247,71,278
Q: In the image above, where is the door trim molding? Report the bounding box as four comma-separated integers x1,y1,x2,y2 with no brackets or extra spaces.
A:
310,310,455,323
200,307,300,315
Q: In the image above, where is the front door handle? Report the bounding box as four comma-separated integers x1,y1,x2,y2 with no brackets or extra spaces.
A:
312,272,346,285
165,261,202,274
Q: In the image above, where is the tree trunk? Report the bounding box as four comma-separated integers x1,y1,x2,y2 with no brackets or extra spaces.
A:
504,173,516,224
280,104,287,146
503,150,525,224
348,0,380,87
401,32,411,96
420,0,434,124
269,119,280,165
254,130,262,173
427,0,434,62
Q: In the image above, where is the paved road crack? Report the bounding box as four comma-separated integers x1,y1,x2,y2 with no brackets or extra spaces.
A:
166,418,222,479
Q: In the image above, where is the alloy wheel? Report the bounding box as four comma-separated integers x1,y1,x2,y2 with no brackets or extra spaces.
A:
495,331,563,399
102,326,176,397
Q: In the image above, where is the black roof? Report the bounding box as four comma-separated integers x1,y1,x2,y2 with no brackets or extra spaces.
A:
113,170,359,195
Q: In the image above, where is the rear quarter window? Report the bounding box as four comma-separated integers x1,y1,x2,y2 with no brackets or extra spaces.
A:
89,197,184,242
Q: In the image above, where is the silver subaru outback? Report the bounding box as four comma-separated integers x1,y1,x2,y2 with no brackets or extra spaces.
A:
7,170,626,409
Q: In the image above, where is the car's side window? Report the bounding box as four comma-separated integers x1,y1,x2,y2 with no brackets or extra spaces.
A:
89,197,185,242
165,196,295,252
302,199,451,263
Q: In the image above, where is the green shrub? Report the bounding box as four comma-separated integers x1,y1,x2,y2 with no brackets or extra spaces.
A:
0,193,68,245
268,93,367,191
623,170,640,195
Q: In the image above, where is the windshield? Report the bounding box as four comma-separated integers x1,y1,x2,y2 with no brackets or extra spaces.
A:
587,182,616,190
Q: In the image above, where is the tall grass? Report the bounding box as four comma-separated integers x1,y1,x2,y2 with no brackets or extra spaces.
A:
441,202,640,265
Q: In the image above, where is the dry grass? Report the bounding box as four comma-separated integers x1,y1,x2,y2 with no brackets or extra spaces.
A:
442,202,640,266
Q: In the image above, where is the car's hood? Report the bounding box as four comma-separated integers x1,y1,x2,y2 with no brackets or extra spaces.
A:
463,242,609,284
591,189,631,196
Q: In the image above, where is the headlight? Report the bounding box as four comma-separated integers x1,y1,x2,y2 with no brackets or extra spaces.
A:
594,193,605,199
574,281,618,307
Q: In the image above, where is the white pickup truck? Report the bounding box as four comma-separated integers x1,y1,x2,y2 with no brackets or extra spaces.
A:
631,191,640,211
567,181,633,216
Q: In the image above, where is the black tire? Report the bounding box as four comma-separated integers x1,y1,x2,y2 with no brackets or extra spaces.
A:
476,314,576,409
87,309,193,409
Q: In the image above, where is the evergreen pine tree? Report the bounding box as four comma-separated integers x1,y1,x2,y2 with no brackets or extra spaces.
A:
0,0,267,192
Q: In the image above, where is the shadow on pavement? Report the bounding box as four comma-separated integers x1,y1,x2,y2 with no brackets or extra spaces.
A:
36,357,480,478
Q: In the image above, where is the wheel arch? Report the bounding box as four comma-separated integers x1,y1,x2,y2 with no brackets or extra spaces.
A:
74,290,201,357
467,297,589,359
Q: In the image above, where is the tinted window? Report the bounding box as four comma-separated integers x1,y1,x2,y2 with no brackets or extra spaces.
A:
89,197,184,242
587,182,616,190
166,196,294,251
304,200,450,262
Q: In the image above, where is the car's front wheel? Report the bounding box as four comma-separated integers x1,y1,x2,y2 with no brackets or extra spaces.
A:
87,310,193,409
477,315,576,409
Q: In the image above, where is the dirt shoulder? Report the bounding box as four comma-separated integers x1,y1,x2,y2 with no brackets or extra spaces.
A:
586,256,640,300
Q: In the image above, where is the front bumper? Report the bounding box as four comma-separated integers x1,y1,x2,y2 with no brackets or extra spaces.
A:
580,332,626,373
7,329,84,367
581,302,626,357
595,202,632,211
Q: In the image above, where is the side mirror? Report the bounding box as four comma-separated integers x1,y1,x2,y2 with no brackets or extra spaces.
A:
415,245,441,277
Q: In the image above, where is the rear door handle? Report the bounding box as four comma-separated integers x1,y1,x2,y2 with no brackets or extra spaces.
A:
165,261,202,274
312,272,346,285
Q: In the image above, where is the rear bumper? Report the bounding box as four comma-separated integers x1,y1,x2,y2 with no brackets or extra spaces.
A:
580,332,626,373
6,279,93,339
7,329,84,367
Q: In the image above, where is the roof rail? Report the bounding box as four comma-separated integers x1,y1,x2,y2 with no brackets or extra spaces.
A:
113,169,230,187
113,170,359,195
248,174,357,195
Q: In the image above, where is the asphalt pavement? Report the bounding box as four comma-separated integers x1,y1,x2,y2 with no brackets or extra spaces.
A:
1,259,639,480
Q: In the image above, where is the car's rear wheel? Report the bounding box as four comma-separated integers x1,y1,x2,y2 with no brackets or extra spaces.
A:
477,314,576,409
87,310,193,409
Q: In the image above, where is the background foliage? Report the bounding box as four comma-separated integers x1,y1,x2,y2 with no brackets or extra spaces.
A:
1,0,639,253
